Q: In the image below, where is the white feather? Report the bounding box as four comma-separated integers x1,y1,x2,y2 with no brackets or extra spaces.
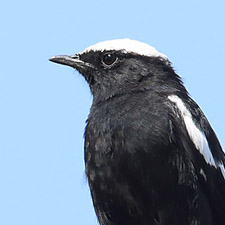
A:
168,95,216,167
200,168,207,180
218,163,225,179
81,39,167,59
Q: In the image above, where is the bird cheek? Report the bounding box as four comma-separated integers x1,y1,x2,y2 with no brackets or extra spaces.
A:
126,65,143,82
129,64,139,72
130,64,147,77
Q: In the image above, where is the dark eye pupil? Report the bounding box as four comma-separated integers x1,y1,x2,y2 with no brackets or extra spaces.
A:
102,53,117,66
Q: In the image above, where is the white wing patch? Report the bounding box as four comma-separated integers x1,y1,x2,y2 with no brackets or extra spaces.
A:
218,163,225,179
81,39,167,59
168,95,216,167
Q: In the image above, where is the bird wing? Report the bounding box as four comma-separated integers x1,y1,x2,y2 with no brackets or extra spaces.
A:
168,94,225,225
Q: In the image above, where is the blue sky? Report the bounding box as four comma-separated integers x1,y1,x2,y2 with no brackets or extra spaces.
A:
0,1,225,225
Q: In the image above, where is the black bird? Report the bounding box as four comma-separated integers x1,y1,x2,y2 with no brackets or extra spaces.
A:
50,39,225,225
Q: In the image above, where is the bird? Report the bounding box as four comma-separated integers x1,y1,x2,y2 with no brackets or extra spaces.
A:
49,39,225,225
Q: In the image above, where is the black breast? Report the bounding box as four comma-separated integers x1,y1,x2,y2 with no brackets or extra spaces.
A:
84,92,213,225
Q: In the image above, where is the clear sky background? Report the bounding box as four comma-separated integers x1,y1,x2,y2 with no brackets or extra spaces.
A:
0,1,225,225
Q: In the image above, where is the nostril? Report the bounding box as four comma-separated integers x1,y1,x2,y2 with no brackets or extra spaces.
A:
70,54,80,59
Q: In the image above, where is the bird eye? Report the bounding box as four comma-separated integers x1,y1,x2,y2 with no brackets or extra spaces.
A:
102,53,118,66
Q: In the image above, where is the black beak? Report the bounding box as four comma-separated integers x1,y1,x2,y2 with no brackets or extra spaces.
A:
49,54,94,70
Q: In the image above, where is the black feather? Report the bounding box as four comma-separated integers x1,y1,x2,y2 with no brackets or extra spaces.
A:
50,40,225,225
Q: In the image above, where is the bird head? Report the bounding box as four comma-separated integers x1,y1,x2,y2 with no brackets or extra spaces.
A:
50,39,184,102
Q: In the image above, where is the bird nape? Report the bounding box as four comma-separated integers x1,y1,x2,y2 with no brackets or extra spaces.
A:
50,39,225,225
